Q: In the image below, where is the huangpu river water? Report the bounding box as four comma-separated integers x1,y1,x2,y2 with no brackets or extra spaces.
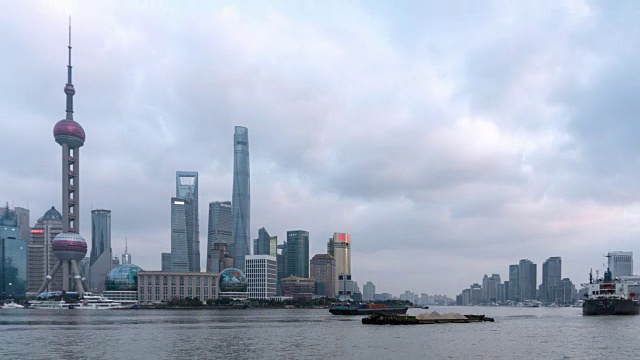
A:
1,306,640,359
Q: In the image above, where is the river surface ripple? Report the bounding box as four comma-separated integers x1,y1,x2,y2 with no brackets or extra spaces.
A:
1,306,638,359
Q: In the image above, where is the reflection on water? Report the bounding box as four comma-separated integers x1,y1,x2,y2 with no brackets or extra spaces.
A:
1,306,639,359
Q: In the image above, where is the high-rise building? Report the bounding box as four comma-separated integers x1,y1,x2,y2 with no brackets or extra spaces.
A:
286,230,309,278
254,227,276,256
161,253,172,272
8,207,30,244
176,171,199,272
559,278,577,305
206,201,232,272
363,281,375,301
89,209,112,292
608,251,633,278
310,254,336,298
1,205,27,298
276,242,287,295
245,255,277,299
518,259,537,301
542,257,562,304
327,232,350,295
508,264,520,302
232,126,250,272
28,207,63,294
170,197,193,272
121,238,131,265
38,26,88,295
208,241,234,273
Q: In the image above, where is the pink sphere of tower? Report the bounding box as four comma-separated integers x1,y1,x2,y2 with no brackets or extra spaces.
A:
54,119,85,148
52,232,87,261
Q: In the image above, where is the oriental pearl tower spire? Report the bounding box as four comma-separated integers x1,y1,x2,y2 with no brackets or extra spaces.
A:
38,20,88,295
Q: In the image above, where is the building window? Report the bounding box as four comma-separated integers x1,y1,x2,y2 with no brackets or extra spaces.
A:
163,276,168,285
180,276,184,286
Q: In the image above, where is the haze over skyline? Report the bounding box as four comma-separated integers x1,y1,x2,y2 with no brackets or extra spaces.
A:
2,1,640,296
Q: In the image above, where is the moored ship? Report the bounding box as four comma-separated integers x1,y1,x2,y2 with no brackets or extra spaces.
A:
582,268,639,316
329,303,408,315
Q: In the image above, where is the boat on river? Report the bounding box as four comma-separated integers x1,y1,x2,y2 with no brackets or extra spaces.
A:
329,303,408,315
582,268,639,316
2,300,24,309
75,293,124,310
28,300,75,309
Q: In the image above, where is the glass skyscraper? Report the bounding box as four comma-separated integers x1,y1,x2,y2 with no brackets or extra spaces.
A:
171,197,193,272
90,209,112,292
286,230,309,278
541,256,562,304
232,126,250,272
1,206,27,298
207,201,233,272
518,259,537,301
176,171,199,272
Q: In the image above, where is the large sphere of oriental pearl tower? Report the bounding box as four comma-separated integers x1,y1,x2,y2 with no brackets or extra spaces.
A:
51,232,87,261
53,118,85,148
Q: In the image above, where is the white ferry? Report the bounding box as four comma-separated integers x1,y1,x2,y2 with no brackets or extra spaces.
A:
28,300,75,309
76,293,124,310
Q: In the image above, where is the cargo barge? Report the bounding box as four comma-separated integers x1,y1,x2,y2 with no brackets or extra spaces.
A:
362,312,494,325
329,303,408,315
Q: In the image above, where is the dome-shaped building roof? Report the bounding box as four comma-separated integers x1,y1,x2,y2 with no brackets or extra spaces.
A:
41,206,62,221
219,268,247,293
105,264,143,291
54,119,85,148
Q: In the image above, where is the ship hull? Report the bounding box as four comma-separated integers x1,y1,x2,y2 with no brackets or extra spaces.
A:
329,307,408,315
582,298,640,315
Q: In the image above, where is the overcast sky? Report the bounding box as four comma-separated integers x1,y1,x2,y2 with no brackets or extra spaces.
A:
3,1,640,296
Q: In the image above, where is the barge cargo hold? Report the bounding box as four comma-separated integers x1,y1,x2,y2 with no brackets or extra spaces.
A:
362,312,494,325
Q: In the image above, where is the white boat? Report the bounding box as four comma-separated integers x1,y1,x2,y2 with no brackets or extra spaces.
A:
29,300,75,309
76,293,124,310
2,300,24,309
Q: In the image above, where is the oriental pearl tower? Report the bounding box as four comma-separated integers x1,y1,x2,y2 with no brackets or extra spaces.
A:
38,22,87,296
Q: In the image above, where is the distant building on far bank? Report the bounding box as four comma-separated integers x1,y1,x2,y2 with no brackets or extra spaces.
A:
363,281,375,301
310,254,335,298
161,253,171,272
608,251,633,278
245,255,277,299
281,276,315,299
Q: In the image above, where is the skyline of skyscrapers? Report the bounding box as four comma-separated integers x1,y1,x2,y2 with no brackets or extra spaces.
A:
232,126,250,272
89,209,112,292
176,171,200,272
286,230,309,278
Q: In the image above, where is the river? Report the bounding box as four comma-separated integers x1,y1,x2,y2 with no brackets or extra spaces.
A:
1,306,638,359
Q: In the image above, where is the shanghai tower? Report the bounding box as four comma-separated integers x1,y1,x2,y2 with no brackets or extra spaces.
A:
231,126,250,272
38,22,87,295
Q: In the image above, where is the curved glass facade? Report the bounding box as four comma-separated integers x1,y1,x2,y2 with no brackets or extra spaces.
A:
232,126,250,272
105,264,143,291
220,268,247,292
